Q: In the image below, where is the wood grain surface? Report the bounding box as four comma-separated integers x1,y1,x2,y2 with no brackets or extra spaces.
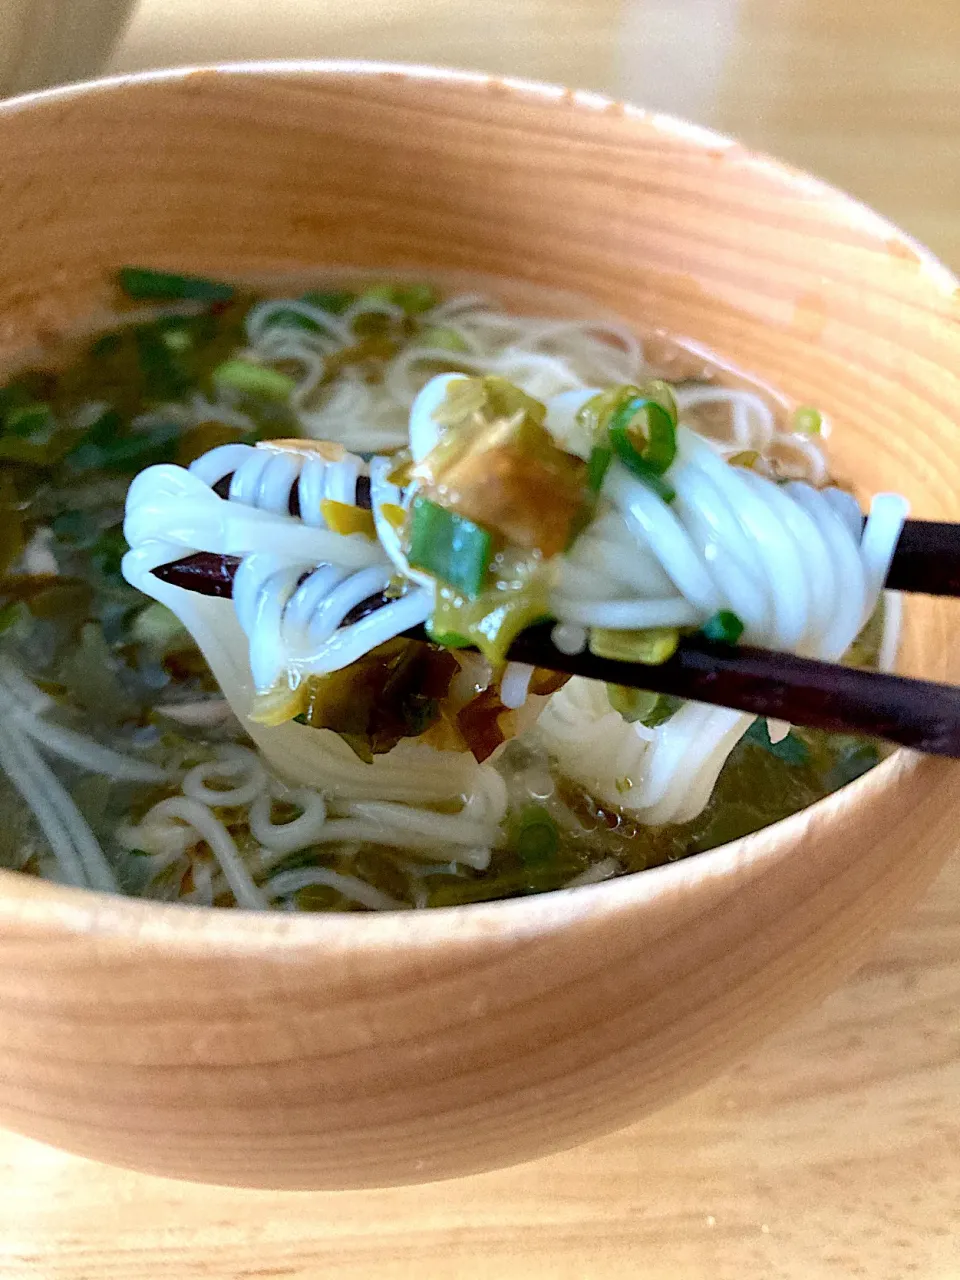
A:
0,0,957,1275
1,844,957,1279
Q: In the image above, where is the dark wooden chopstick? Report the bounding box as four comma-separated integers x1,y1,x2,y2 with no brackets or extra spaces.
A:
504,624,960,758
882,519,960,597
157,551,238,598
151,517,960,759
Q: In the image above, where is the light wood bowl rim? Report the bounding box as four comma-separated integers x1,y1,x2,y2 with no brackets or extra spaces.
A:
0,59,954,954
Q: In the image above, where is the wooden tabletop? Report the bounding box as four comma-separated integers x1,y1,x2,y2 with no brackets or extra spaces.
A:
3,2,959,1276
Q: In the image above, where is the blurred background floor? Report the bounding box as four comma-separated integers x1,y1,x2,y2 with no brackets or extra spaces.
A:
2,3,959,1279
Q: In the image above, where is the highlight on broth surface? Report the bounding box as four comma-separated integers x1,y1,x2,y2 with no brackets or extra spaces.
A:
0,270,905,910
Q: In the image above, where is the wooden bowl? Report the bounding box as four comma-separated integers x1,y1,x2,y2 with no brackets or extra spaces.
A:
0,63,959,1191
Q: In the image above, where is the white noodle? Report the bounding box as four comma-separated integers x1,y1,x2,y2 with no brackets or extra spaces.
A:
500,663,535,710
878,591,903,674
183,857,216,907
245,297,353,346
0,722,88,888
674,385,776,451
551,622,588,655
565,858,620,888
0,722,116,891
139,797,268,910
550,595,700,630
4,709,169,783
265,866,405,911
182,745,268,808
0,657,53,714
257,816,491,868
766,719,792,745
154,699,232,727
248,786,327,854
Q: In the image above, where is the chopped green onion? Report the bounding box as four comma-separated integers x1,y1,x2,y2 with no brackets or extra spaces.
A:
117,267,235,303
643,471,676,503
360,283,402,306
586,444,612,492
793,405,822,436
424,621,473,648
647,379,679,422
609,395,677,475
394,283,439,314
700,610,744,645
213,359,295,402
589,627,680,664
515,805,560,866
644,692,684,726
158,324,193,352
361,282,438,315
576,386,624,438
430,582,550,666
606,685,659,721
578,381,677,434
419,326,470,352
299,289,355,314
606,685,683,726
407,497,492,599
608,425,676,503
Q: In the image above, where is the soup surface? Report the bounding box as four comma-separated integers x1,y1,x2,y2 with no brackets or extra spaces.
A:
0,272,888,910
